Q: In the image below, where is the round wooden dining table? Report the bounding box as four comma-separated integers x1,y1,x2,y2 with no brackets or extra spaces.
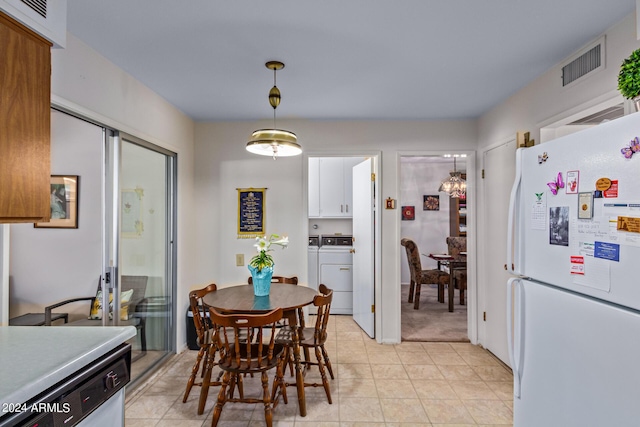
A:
203,283,318,417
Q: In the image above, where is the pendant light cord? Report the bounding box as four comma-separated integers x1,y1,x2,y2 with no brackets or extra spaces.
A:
273,67,277,129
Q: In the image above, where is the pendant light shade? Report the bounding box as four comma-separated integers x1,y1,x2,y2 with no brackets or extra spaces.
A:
246,129,300,157
438,156,467,198
246,61,301,159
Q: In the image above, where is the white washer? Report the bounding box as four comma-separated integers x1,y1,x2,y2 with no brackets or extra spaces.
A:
318,245,353,315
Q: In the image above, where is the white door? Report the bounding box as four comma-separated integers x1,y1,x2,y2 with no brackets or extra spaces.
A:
482,140,515,364
352,158,375,337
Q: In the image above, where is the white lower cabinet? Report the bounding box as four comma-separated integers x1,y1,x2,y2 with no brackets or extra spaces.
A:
318,248,352,314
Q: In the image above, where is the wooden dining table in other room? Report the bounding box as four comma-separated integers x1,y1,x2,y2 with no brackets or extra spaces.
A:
202,283,318,417
426,253,467,312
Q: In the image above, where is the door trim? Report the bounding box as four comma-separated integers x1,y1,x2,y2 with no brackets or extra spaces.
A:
397,150,477,344
304,151,382,341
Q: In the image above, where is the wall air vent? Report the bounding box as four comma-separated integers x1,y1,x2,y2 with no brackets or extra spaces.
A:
0,0,65,47
568,104,624,125
561,36,605,88
20,0,45,18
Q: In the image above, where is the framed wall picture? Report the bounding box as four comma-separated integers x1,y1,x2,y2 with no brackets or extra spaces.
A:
35,175,79,229
238,187,266,238
423,195,440,211
402,206,415,220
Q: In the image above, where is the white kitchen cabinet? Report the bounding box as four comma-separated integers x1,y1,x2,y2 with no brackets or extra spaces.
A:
311,157,364,218
318,248,352,314
308,157,320,217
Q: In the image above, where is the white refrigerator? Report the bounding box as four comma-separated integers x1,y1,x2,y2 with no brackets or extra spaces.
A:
507,112,640,426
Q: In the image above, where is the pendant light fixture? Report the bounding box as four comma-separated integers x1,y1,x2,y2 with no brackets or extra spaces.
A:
246,61,301,159
438,155,467,198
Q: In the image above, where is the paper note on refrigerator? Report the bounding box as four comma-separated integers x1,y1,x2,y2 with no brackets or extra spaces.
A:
531,192,546,230
572,256,611,292
601,203,640,248
570,232,611,292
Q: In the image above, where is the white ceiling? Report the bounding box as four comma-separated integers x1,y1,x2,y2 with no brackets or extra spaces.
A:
66,1,635,122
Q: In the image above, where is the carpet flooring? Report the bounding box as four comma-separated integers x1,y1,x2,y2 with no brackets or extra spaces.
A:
401,283,469,342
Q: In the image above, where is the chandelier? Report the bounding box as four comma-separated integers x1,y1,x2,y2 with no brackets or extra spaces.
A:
438,156,466,198
246,61,302,159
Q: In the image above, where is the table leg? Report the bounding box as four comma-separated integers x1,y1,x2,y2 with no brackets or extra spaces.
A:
285,311,306,417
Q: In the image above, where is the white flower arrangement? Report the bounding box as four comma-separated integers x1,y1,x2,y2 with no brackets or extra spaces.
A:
249,233,289,272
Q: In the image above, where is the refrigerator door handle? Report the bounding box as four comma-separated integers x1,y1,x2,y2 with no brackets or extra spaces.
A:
506,148,523,275
507,277,523,398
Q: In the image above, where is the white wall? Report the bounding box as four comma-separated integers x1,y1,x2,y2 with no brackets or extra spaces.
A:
478,13,639,148
46,33,195,349
400,159,455,283
194,119,477,343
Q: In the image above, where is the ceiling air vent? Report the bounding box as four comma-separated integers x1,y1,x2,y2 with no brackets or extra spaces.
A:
20,0,46,18
561,36,605,88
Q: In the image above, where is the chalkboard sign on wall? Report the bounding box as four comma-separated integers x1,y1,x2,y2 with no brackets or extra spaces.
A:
237,188,266,238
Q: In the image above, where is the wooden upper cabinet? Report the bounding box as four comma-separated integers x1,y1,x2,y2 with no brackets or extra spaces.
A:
0,12,51,223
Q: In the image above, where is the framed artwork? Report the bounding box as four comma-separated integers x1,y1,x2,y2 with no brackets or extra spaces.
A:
122,188,144,238
401,206,415,220
35,175,79,229
423,195,440,211
238,187,266,238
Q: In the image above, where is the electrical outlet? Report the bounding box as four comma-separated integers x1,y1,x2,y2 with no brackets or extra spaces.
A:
235,254,244,266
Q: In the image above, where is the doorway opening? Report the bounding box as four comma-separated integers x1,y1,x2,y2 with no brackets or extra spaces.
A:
306,153,381,340
399,154,470,342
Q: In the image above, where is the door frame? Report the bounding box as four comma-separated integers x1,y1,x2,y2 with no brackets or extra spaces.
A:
303,151,382,340
397,150,478,344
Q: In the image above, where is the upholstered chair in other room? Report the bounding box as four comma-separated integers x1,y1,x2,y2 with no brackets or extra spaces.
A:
401,238,450,309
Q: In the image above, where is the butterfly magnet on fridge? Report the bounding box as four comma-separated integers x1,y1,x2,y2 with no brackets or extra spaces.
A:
547,172,564,195
621,137,640,159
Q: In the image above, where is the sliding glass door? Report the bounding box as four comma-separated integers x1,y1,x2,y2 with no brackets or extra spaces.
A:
105,131,176,380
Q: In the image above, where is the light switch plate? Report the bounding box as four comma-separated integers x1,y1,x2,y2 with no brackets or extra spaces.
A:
236,254,244,266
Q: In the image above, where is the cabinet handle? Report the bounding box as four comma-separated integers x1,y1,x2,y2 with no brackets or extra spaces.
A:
346,204,349,213
341,204,344,213
339,267,350,271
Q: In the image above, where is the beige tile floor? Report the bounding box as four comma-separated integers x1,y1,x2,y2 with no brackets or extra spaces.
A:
124,315,513,426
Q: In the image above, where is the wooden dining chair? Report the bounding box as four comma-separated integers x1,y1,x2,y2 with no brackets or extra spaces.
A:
446,236,468,305
272,284,334,405
182,283,224,415
208,307,285,427
401,238,450,309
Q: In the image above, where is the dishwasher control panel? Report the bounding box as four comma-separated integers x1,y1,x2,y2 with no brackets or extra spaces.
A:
1,343,131,427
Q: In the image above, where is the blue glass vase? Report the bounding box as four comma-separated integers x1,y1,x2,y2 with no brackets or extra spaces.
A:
249,265,273,296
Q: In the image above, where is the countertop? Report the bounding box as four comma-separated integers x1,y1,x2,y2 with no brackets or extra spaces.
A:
0,326,136,406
